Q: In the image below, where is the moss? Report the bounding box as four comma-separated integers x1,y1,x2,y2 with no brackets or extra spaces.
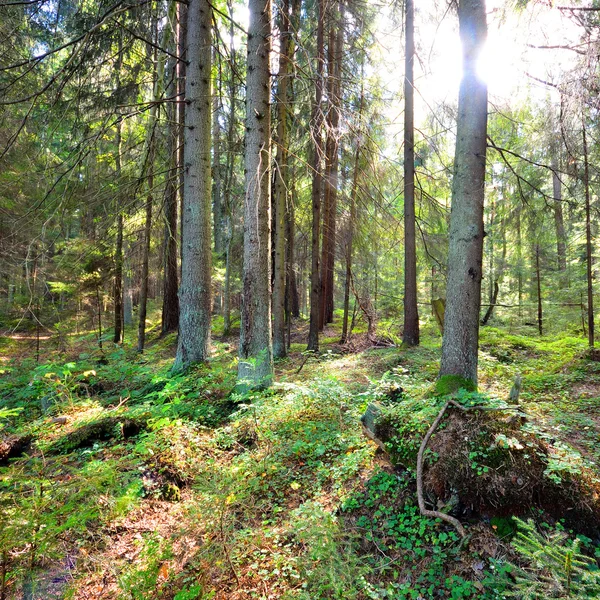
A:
47,416,148,454
434,374,476,395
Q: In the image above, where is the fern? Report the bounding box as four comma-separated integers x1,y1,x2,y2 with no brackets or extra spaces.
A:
503,518,600,599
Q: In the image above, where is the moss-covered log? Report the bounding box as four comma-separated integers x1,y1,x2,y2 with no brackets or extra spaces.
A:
47,416,148,454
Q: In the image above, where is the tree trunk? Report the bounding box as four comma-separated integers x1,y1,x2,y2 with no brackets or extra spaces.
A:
516,202,523,319
222,3,237,337
223,233,232,336
173,0,213,370
138,12,173,352
113,34,124,345
341,77,365,344
583,114,594,348
213,69,224,256
137,184,153,353
114,214,124,344
161,29,180,336
535,243,543,336
286,166,300,328
481,214,506,326
177,0,187,266
320,3,342,328
238,0,273,388
402,0,419,346
272,0,297,358
552,156,567,279
307,0,326,352
439,0,488,386
123,244,134,328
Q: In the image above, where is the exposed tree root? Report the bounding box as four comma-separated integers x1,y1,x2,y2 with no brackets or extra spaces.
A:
416,400,521,538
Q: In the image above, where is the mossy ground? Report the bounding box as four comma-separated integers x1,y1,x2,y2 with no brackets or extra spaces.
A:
1,307,600,598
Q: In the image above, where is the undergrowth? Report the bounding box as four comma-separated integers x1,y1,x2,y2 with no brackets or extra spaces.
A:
1,324,600,598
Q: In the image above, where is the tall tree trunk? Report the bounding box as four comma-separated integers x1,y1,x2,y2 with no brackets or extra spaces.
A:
177,0,187,265
273,0,296,358
552,156,567,280
137,176,154,353
583,115,594,348
213,68,224,256
320,3,342,328
238,0,273,388
307,0,326,352
341,150,359,345
173,0,213,370
516,202,523,319
402,0,419,346
138,11,173,352
222,2,237,337
223,234,232,336
161,25,180,336
113,34,124,345
439,0,488,386
286,167,300,329
535,243,543,336
487,196,495,304
341,76,365,344
481,214,506,325
123,243,133,328
114,212,124,344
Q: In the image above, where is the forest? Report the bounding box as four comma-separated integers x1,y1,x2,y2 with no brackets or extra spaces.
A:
2,0,600,597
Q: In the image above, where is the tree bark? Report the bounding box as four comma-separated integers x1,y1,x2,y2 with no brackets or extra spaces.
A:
402,0,419,346
516,202,523,319
535,243,543,336
583,114,594,348
552,157,567,279
481,214,506,326
161,21,180,336
439,0,488,386
114,214,124,344
113,34,124,345
222,2,237,338
137,182,153,353
123,243,133,328
273,0,297,358
286,166,300,328
307,0,326,352
341,77,365,344
173,0,213,370
320,3,342,328
238,0,273,388
177,0,188,266
213,68,224,256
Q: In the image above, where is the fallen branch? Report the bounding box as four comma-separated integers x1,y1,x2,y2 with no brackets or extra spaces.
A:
296,352,315,374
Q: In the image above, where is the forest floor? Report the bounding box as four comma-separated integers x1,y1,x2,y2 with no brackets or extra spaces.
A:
1,310,600,599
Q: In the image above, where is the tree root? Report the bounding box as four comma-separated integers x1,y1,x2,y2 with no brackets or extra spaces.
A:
416,399,521,538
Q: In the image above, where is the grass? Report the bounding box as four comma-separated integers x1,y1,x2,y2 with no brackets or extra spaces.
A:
1,311,600,598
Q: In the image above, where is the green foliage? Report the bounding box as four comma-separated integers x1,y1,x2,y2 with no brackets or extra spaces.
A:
502,518,600,599
375,397,441,467
0,406,23,429
0,454,141,588
342,470,502,599
117,533,173,599
290,500,371,599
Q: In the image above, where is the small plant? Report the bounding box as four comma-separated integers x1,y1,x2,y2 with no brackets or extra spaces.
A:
117,533,174,599
502,518,600,599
